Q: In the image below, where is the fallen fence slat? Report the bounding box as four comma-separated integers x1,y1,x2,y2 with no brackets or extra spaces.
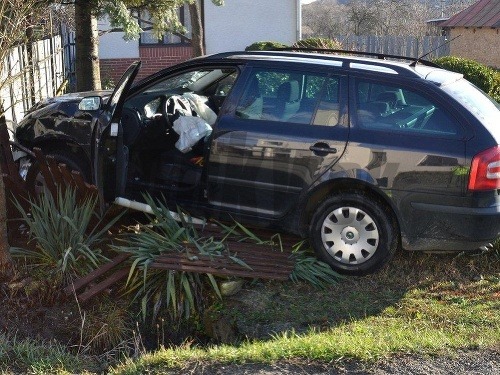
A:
67,236,297,303
32,148,57,197
150,262,291,280
63,253,132,296
77,268,130,304
153,254,294,274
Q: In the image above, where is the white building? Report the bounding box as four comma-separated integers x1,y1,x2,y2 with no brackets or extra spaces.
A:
99,0,302,83
204,0,301,54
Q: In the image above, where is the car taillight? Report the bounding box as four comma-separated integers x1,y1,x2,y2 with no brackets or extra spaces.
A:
468,146,500,191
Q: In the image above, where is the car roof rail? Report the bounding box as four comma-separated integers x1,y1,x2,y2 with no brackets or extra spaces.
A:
272,47,441,68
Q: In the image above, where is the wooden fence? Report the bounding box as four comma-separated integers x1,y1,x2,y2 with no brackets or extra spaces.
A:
335,35,450,60
0,25,75,132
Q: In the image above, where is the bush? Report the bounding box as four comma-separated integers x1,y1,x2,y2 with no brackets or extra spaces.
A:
293,37,342,50
11,188,123,286
114,196,227,323
245,41,288,51
434,56,500,102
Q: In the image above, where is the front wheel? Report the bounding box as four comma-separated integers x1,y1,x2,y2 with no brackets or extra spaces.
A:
309,192,398,276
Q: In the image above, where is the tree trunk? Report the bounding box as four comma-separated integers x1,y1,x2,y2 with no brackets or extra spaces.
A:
189,1,204,57
0,108,13,281
75,0,101,91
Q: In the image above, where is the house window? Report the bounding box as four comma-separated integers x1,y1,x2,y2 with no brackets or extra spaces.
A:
139,6,191,45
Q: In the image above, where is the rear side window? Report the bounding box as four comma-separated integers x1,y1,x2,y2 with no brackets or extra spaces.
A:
235,68,341,126
355,79,462,137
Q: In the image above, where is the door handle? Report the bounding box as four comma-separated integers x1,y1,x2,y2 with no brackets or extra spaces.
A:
309,143,337,155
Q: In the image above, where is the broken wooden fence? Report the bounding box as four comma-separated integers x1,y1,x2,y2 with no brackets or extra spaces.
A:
64,232,299,304
1,123,98,244
1,125,299,303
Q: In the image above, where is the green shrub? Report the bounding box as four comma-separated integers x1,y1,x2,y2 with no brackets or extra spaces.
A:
293,37,342,50
115,196,227,323
245,41,288,51
116,195,340,324
11,188,122,285
490,71,500,103
434,56,500,102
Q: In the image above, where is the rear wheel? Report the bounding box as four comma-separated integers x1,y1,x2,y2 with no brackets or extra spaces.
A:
26,150,87,196
309,192,398,276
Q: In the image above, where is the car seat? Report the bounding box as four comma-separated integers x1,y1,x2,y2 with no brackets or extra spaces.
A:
237,77,263,119
274,80,300,120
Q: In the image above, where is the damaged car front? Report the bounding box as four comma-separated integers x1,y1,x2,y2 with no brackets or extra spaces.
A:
13,90,111,190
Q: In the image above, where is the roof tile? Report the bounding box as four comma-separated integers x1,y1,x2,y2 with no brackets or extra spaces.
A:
440,0,500,28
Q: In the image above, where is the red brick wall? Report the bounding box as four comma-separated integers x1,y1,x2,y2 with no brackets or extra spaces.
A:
100,45,193,87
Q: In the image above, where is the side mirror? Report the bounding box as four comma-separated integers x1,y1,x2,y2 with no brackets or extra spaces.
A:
78,96,102,111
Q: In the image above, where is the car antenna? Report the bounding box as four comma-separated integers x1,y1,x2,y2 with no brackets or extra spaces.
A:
410,34,461,67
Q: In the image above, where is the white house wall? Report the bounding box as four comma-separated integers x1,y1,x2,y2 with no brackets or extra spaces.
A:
98,17,140,59
204,0,301,54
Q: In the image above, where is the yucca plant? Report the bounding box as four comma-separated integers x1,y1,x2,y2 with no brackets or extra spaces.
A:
289,240,342,288
11,188,122,285
117,195,340,324
115,195,234,323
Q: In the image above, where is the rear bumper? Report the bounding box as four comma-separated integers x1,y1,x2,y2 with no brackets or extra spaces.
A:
401,201,500,251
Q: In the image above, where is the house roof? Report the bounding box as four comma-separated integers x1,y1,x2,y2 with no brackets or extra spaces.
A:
439,0,500,28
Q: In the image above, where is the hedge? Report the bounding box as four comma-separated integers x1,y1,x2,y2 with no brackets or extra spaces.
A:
434,56,500,103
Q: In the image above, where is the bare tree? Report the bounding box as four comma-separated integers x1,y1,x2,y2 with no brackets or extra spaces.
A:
347,0,379,35
303,0,478,38
303,0,347,39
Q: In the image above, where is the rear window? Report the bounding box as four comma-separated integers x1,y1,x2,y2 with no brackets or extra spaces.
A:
441,78,499,130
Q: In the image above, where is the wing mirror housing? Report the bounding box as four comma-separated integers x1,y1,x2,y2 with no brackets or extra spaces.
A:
78,96,102,111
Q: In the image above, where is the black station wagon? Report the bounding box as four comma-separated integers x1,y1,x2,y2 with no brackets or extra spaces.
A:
14,50,500,275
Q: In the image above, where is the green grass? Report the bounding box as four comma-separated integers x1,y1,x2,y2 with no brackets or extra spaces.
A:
0,334,99,374
1,248,498,374
110,249,500,374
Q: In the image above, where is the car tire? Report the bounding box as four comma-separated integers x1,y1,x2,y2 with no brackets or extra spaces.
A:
26,150,88,197
309,192,398,276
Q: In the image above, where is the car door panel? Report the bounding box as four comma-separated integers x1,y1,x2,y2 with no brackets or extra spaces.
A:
92,62,141,206
206,68,349,219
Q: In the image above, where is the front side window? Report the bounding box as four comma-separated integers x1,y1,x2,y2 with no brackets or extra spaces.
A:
355,79,462,137
235,68,341,126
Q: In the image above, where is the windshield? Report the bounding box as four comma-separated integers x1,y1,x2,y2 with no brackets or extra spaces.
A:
441,78,499,130
144,70,212,94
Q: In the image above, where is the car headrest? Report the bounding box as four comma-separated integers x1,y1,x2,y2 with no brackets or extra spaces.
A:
376,91,399,106
277,80,300,102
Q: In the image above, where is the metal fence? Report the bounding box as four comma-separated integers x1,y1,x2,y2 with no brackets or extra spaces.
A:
335,35,450,60
0,26,75,133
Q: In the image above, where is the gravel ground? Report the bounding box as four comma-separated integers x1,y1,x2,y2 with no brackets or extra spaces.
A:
176,348,500,374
